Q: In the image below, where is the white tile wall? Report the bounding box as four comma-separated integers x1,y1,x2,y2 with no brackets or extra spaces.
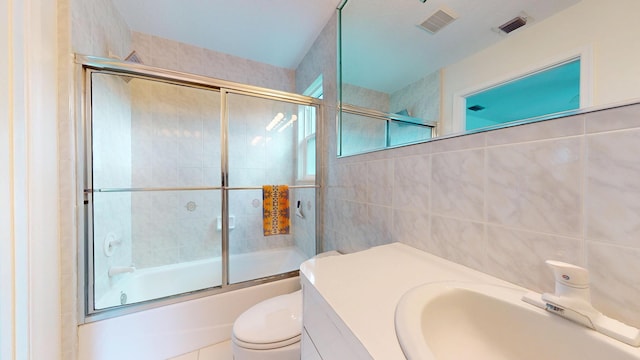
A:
325,103,640,329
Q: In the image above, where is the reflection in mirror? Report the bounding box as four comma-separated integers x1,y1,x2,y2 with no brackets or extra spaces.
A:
464,58,581,131
339,106,435,155
338,0,640,156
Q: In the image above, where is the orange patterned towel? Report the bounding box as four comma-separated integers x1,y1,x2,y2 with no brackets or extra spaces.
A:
263,185,290,236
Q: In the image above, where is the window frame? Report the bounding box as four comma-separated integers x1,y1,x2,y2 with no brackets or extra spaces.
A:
298,75,322,182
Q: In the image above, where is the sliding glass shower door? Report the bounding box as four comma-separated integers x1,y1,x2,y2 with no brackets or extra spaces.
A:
83,59,320,317
89,73,223,310
226,93,318,284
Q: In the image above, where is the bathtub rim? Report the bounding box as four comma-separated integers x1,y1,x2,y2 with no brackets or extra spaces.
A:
93,246,309,312
82,269,301,323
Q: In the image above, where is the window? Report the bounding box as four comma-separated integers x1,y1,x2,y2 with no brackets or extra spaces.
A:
298,75,322,181
464,58,581,131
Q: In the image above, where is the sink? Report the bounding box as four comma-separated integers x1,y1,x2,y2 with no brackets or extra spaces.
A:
394,282,640,360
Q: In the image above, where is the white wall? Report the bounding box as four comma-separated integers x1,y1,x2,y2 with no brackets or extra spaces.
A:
442,0,640,134
1,0,60,358
0,3,14,358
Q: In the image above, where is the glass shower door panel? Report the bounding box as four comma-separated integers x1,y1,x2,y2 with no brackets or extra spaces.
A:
92,190,222,309
90,73,222,310
226,93,315,284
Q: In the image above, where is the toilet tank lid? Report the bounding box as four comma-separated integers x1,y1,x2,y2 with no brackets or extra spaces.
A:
233,290,302,344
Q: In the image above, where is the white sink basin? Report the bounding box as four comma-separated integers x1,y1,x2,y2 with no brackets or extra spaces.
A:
394,282,640,360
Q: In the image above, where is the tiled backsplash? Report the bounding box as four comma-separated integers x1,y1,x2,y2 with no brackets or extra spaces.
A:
324,103,640,329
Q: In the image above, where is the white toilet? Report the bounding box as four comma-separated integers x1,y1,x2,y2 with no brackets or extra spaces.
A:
231,290,302,360
231,251,340,360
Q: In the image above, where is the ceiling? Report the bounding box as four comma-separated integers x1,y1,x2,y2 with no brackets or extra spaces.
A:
111,0,581,93
341,0,581,93
111,0,342,69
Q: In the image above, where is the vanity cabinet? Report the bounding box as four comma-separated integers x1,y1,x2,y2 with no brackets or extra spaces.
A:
301,275,373,360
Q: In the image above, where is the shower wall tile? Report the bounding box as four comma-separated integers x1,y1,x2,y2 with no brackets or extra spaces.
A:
390,70,440,122
71,0,131,58
149,35,179,71
486,138,582,237
90,73,133,303
132,31,295,93
131,82,219,266
342,83,390,112
63,21,129,351
588,242,640,328
177,42,206,75
586,128,640,247
178,139,204,168
431,149,484,221
293,188,317,258
178,167,204,187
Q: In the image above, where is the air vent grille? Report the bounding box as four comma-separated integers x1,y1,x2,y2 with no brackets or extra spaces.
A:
499,16,527,34
418,7,458,34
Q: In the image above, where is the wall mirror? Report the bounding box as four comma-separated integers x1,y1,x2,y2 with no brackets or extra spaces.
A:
338,0,640,156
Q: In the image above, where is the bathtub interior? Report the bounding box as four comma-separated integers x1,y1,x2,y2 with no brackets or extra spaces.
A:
96,246,308,309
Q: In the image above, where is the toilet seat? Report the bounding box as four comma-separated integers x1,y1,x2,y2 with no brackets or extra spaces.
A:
232,290,302,350
232,333,301,350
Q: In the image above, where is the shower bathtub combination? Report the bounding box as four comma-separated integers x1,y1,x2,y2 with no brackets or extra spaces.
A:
78,54,321,334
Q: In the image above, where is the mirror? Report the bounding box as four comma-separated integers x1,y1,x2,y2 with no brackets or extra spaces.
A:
338,0,640,156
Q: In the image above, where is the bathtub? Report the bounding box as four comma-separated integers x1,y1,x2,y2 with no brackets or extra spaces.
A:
80,247,307,360
96,246,308,309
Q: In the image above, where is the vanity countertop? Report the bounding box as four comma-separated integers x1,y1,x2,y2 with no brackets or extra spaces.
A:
300,242,518,359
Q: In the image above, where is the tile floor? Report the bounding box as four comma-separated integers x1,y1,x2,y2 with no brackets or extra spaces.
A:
169,340,232,360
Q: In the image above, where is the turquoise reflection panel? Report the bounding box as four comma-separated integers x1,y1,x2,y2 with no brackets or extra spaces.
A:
466,59,580,131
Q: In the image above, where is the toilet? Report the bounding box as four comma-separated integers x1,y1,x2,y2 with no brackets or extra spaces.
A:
231,251,340,360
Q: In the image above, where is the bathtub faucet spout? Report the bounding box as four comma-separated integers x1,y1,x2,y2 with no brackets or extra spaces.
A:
108,265,136,277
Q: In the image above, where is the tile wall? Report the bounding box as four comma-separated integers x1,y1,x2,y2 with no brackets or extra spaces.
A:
324,103,640,329
340,71,440,155
389,70,440,122
90,73,133,300
60,0,133,357
131,32,295,93
129,79,222,268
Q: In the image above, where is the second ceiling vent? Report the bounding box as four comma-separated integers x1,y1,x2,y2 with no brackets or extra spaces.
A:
498,16,528,34
418,7,458,34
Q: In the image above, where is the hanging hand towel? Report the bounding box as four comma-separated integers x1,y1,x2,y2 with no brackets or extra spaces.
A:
263,185,290,236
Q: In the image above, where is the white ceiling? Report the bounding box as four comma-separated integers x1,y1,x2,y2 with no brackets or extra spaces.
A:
112,0,580,93
341,0,581,93
111,0,342,69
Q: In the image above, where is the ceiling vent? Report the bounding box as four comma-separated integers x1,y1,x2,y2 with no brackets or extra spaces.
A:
498,16,528,34
418,7,458,34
